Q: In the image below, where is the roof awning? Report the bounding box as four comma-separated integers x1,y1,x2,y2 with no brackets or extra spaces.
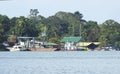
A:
61,37,81,42
76,42,100,47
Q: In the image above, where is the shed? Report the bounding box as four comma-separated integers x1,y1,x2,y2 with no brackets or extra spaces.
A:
61,37,82,51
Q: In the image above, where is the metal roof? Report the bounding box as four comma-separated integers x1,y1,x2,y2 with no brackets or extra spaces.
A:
61,37,81,42
17,37,35,39
43,42,58,46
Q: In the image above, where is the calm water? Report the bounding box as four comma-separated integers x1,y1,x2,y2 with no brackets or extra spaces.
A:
0,51,120,74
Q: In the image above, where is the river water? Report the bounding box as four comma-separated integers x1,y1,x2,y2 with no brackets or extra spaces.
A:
0,51,120,74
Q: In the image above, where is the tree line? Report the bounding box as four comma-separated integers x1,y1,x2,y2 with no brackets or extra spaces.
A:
0,9,120,49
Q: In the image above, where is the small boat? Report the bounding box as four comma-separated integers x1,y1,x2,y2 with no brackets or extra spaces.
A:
7,44,27,51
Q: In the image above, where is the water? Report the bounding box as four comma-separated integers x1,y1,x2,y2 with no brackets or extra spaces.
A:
0,51,120,74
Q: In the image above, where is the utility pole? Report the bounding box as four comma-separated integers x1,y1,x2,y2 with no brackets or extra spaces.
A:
80,23,82,37
73,24,74,36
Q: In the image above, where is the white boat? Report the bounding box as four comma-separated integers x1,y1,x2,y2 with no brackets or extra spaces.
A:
7,44,27,51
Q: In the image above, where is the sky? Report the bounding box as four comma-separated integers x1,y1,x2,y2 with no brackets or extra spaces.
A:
0,0,120,24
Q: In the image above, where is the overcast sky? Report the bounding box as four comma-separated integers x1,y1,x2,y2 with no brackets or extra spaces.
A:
0,0,120,23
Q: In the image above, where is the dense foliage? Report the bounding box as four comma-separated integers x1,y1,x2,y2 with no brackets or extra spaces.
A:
0,9,120,50
99,20,120,48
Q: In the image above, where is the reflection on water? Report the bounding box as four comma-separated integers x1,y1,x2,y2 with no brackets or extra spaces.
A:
0,51,120,74
0,51,120,59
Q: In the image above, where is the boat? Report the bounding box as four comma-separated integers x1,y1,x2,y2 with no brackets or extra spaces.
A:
7,44,27,51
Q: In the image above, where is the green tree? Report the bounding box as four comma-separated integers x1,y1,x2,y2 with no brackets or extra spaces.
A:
85,21,100,42
55,11,85,36
10,16,26,36
0,23,4,42
8,17,18,34
49,37,60,44
40,16,69,40
28,9,45,37
74,11,83,20
0,15,10,42
29,9,39,17
0,15,10,33
99,19,120,47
